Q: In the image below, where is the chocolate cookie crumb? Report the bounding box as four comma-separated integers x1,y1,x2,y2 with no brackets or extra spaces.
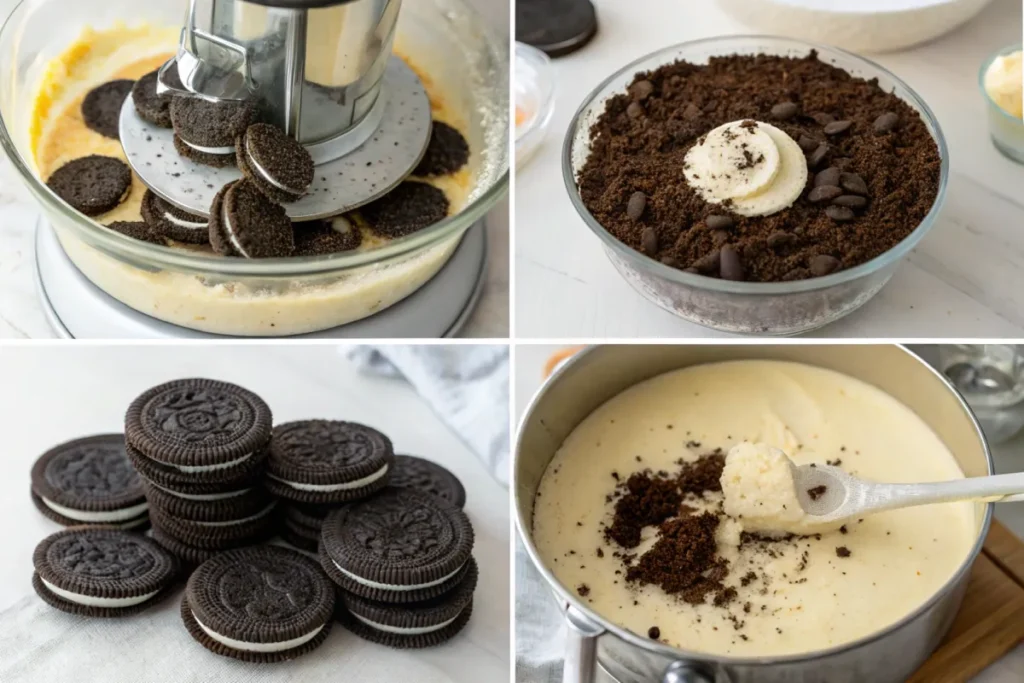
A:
836,546,851,558
604,472,682,548
839,525,848,534
648,626,660,639
577,584,590,597
678,451,725,495
807,485,827,501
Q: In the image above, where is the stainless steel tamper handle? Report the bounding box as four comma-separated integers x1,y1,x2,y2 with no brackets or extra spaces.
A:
563,606,604,683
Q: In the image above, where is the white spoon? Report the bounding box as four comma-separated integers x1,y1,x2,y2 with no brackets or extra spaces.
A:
791,464,1024,524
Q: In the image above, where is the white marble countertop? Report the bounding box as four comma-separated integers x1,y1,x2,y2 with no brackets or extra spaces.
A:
0,344,509,681
0,0,509,340
515,0,1024,338
513,344,1024,681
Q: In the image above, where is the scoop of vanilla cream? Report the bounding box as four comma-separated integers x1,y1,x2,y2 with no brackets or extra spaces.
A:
721,441,840,537
683,120,807,217
985,51,1023,119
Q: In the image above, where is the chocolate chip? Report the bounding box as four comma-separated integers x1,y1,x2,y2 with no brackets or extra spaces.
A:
832,195,867,208
711,229,730,246
660,255,679,267
807,143,829,169
693,249,721,274
719,245,744,281
627,102,645,119
705,214,734,231
626,191,646,220
771,102,799,120
839,173,869,196
825,205,855,222
797,134,819,153
823,120,853,135
873,111,899,134
766,231,793,249
648,626,661,639
629,80,654,101
814,167,841,187
808,185,842,203
810,254,840,276
812,112,835,126
641,227,658,256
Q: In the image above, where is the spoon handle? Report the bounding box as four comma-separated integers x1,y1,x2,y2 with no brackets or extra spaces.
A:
863,472,1024,513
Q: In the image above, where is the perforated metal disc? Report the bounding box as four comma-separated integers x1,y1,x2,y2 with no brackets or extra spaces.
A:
119,57,432,221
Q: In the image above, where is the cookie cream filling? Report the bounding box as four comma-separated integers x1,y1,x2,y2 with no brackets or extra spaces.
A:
149,450,253,473
41,497,149,523
221,201,250,258
163,210,207,230
353,611,461,635
152,484,251,501
181,138,235,155
332,558,465,591
683,120,808,217
246,138,304,196
269,463,389,492
192,613,324,653
41,578,159,608
194,502,276,527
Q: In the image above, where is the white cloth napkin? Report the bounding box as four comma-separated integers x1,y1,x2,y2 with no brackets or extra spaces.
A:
349,345,510,487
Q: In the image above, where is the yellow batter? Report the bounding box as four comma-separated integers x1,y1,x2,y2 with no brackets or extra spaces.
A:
532,360,976,657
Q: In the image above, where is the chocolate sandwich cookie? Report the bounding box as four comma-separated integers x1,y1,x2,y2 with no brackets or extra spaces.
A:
141,189,209,244
182,545,334,662
265,420,394,504
171,97,257,167
31,434,148,529
360,181,449,238
237,123,314,203
390,455,467,508
337,558,477,648
126,442,268,493
414,122,470,177
125,377,273,476
517,0,598,57
282,502,333,530
131,69,176,128
141,480,271,522
47,155,132,216
293,216,362,256
280,518,321,554
81,79,134,139
208,179,295,258
319,488,475,603
107,220,166,245
148,499,278,550
33,527,179,617
149,525,222,569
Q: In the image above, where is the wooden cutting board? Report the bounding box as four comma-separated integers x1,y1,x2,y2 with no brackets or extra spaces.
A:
908,520,1024,682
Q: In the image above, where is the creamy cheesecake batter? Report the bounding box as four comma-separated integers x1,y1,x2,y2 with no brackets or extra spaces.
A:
532,360,976,657
30,24,475,336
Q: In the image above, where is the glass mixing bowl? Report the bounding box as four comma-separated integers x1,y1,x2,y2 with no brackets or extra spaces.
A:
0,0,508,337
563,36,949,336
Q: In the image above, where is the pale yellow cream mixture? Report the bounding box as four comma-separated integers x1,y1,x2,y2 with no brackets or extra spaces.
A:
532,360,977,657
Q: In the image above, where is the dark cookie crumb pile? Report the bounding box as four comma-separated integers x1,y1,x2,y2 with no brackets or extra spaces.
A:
415,121,470,177
577,52,941,282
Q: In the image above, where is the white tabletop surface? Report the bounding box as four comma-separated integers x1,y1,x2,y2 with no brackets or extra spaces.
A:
513,343,1024,681
0,0,509,340
514,0,1024,339
0,345,509,681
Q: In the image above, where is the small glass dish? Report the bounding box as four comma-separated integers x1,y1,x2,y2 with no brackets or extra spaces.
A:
979,44,1024,165
562,35,949,336
515,42,555,168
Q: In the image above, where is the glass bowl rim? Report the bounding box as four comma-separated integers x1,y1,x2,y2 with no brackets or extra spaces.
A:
561,34,951,296
0,0,509,277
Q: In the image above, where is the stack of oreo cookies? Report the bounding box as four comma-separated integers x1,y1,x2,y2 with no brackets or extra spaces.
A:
123,378,277,568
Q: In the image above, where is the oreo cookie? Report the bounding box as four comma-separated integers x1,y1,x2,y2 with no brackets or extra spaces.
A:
390,455,467,508
280,517,321,554
141,189,209,244
282,502,333,529
182,545,334,662
81,79,134,139
47,155,132,216
293,216,362,256
149,525,222,569
126,442,268,492
319,488,474,603
131,69,176,128
265,420,394,504
33,527,179,617
516,0,598,58
30,434,148,529
107,220,166,245
208,179,295,258
360,181,449,238
337,558,477,648
171,97,256,167
149,499,277,550
141,480,271,522
237,123,314,203
125,377,273,475
414,122,470,177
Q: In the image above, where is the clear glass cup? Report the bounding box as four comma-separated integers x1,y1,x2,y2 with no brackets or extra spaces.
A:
0,0,509,337
562,35,949,336
940,344,1024,443
515,42,555,169
979,43,1024,165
